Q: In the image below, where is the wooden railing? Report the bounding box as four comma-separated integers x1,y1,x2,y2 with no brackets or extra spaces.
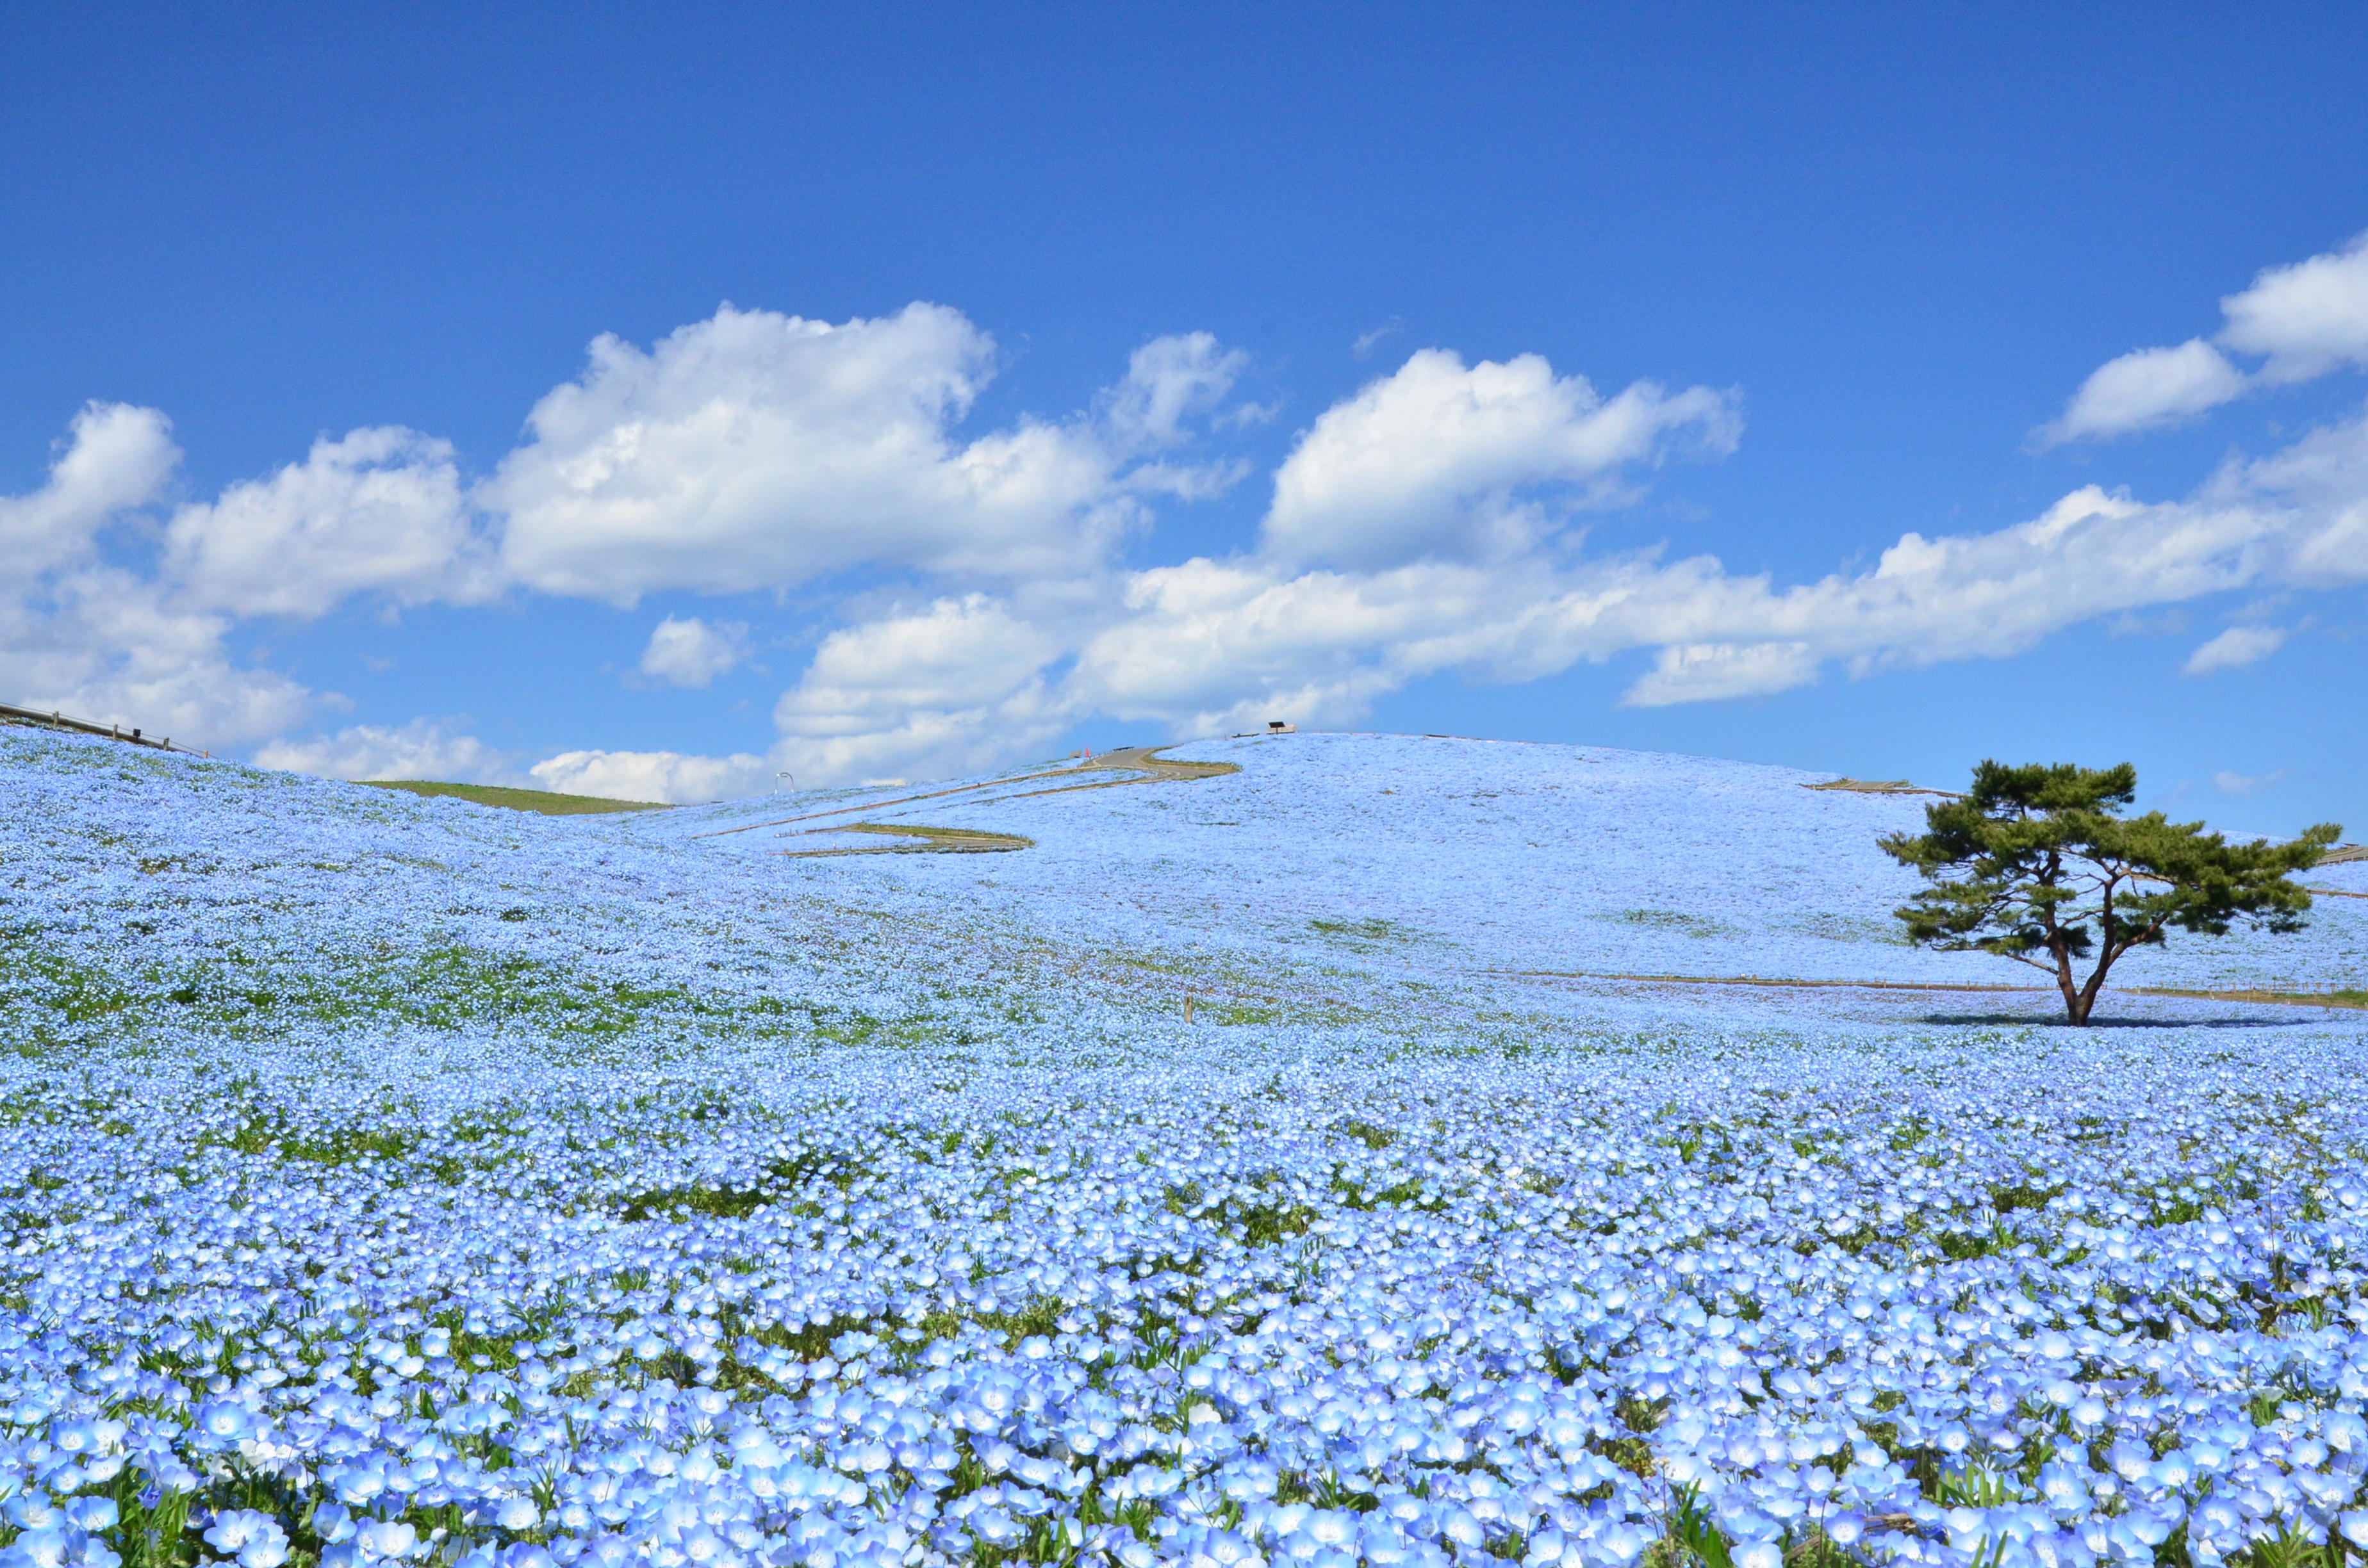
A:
0,701,208,756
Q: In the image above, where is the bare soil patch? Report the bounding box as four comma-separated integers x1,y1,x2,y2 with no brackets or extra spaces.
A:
776,823,1033,858
696,747,1238,843
1802,778,1955,796
363,780,668,816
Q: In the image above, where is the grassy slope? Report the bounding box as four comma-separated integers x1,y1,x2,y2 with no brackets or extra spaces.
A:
361,780,670,815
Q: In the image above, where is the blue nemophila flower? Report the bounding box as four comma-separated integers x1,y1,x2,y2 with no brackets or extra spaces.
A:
4,729,2368,1567
203,1508,290,1568
0,1528,79,1568
352,1518,418,1560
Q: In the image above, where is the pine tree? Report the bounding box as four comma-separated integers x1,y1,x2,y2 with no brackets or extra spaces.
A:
1878,762,2339,1025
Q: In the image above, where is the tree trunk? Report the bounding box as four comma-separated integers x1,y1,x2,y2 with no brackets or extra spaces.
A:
2052,942,2085,1025
2071,919,2163,1028
2069,952,2121,1027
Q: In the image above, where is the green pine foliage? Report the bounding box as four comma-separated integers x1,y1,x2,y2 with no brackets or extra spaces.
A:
1877,762,2339,1025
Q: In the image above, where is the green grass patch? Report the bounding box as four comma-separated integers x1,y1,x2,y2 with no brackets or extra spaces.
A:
1597,908,1739,939
1309,917,1409,942
2,920,918,1050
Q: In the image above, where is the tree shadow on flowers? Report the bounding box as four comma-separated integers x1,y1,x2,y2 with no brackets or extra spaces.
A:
1916,1009,2319,1029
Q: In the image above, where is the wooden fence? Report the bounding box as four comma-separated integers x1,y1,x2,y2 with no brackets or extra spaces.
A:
0,701,207,756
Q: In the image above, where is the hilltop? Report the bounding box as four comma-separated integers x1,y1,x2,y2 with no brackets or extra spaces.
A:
665,730,2367,1016
6,727,2361,1041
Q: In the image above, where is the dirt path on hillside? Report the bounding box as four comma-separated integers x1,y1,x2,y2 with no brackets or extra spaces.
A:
777,824,1035,858
983,747,1238,803
696,746,1241,853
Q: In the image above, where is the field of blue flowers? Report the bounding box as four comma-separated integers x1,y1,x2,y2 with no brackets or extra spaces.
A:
3,728,2365,1568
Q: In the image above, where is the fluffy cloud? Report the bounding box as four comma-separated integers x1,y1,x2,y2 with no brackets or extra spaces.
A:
2037,339,2248,445
1622,642,1821,707
163,427,493,617
5,576,317,751
485,304,1212,605
1064,408,2368,731
605,594,1073,792
638,616,750,687
0,402,180,580
1,307,1256,771
2183,624,2287,675
773,595,1067,784
2218,232,2368,382
254,721,523,783
2041,233,2368,442
254,722,771,803
766,327,2368,779
2209,402,2368,583
1067,557,1500,735
1102,332,1246,451
0,404,317,749
1262,349,1739,568
528,749,771,804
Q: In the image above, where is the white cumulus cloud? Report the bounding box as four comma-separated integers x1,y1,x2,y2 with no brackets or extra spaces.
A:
2041,233,2368,443
0,313,1256,774
1067,557,1502,737
1060,407,2368,736
255,720,523,783
769,322,2368,780
484,304,1223,605
1,404,317,749
163,427,495,618
773,595,1068,785
7,578,317,751
0,402,181,580
2182,624,2287,674
2218,231,2368,383
1102,332,1246,451
1621,642,1821,707
528,749,771,804
1262,348,1739,569
2037,339,2248,446
637,616,751,687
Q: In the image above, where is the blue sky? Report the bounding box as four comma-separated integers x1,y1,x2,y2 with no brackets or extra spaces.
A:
4,4,2365,831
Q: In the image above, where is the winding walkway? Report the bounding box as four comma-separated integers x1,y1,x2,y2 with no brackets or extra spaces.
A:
777,823,1034,858
690,746,1241,856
